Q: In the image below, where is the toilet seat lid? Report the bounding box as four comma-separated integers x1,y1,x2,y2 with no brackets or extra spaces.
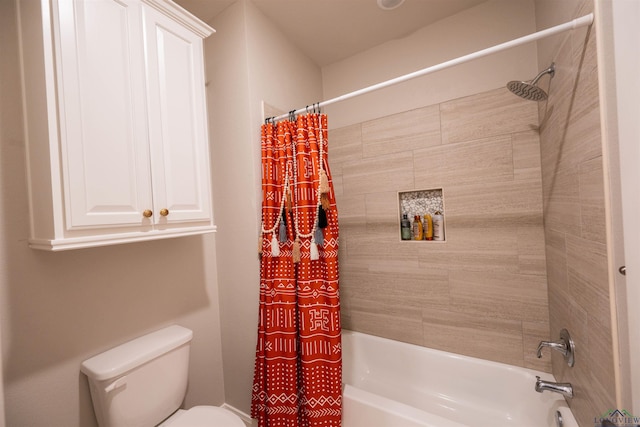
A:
166,406,245,427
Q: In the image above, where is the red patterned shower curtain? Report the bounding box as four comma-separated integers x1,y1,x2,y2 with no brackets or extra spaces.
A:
251,113,341,427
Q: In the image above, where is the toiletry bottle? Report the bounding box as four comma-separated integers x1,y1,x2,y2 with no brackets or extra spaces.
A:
424,213,433,240
401,214,411,240
413,215,423,240
433,211,444,241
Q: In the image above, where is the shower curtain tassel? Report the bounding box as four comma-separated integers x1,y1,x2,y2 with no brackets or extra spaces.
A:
293,237,301,263
321,193,330,210
258,232,263,255
314,227,324,246
318,206,328,229
286,189,293,214
319,169,329,194
279,217,287,243
310,237,320,261
270,233,280,257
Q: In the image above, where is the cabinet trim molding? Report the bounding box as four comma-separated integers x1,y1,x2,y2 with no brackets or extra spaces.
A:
29,226,217,251
141,0,215,37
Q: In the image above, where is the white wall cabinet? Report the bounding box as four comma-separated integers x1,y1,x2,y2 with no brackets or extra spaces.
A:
18,0,215,250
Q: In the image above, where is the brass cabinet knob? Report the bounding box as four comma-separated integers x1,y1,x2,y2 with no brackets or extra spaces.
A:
160,208,169,217
142,209,153,218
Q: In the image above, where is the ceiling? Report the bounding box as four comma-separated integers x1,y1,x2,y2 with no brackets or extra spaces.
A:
174,0,489,66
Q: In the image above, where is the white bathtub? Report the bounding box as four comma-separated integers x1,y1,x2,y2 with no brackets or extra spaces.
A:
342,330,577,427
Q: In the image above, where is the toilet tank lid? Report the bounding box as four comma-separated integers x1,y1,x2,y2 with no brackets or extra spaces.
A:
81,325,193,381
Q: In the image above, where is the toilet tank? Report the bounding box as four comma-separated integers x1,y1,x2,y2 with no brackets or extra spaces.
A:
81,325,193,427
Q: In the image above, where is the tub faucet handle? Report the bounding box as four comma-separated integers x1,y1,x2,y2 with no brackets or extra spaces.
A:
536,340,567,357
536,329,575,367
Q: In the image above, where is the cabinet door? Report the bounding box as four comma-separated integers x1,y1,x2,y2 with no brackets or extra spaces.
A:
142,5,212,225
55,0,153,229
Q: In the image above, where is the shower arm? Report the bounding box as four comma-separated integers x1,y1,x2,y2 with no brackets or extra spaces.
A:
530,64,556,85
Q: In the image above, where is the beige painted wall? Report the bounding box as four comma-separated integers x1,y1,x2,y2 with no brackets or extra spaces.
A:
205,0,322,415
535,0,618,423
0,1,14,425
322,0,539,128
1,0,226,425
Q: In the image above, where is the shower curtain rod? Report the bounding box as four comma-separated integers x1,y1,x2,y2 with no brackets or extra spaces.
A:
269,13,594,122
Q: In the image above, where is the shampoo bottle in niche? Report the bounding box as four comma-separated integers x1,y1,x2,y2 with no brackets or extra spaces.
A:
400,214,411,240
433,211,444,241
413,215,423,240
424,213,433,240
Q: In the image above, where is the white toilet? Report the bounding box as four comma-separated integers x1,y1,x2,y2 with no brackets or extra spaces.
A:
80,325,245,427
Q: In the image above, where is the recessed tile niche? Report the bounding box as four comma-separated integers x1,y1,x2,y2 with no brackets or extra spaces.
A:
398,189,446,242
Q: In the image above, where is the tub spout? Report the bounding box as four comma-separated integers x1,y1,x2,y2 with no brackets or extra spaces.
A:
535,376,573,399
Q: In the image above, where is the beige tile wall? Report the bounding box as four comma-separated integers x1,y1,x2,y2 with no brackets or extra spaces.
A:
330,87,552,372
536,0,617,423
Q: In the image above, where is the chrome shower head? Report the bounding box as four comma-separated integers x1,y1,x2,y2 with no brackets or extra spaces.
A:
507,63,555,101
